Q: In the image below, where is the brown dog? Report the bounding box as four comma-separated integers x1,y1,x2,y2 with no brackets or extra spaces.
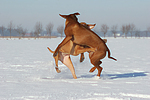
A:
48,22,108,79
52,12,117,78
48,22,98,79
47,38,107,79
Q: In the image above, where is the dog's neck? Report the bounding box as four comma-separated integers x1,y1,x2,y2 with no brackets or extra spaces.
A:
65,20,69,26
65,19,79,27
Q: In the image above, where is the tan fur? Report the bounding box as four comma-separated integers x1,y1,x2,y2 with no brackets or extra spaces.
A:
47,38,106,74
51,12,117,79
48,22,97,78
48,22,109,79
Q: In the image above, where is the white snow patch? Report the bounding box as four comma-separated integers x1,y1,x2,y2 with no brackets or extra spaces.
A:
0,38,150,100
120,93,150,99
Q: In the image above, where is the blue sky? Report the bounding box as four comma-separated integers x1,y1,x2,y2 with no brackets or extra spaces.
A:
0,0,150,31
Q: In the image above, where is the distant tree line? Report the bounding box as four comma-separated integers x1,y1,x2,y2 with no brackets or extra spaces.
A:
0,21,150,39
99,24,150,38
0,21,64,39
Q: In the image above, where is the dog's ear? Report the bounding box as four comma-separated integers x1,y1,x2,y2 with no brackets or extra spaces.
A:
59,14,67,19
74,12,80,15
88,24,96,29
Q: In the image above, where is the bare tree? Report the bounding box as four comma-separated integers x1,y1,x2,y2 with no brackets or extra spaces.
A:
147,27,150,38
0,25,5,38
15,25,23,38
101,24,109,38
30,31,34,37
145,31,148,38
121,25,126,38
34,22,43,37
15,25,27,39
141,31,145,38
22,29,27,37
8,21,14,38
135,29,140,38
125,24,130,38
57,25,64,38
46,22,54,38
147,27,150,32
111,25,117,38
129,24,136,38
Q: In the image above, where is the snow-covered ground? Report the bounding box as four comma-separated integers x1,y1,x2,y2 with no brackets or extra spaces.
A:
0,37,150,100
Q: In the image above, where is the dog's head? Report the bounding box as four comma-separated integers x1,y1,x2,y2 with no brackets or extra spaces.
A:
80,22,96,30
59,12,80,21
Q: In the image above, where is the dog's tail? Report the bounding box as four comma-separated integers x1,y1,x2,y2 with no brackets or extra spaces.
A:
47,47,54,53
107,48,117,61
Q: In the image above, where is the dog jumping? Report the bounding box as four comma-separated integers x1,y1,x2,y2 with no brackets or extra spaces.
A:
49,12,117,79
48,22,98,79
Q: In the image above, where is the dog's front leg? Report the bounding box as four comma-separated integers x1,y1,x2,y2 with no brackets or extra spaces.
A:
80,53,85,62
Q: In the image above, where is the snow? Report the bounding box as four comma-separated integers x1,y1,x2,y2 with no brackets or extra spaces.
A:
0,37,150,100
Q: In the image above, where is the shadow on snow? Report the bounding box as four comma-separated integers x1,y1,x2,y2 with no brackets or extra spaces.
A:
79,72,148,80
105,72,148,79
41,72,148,80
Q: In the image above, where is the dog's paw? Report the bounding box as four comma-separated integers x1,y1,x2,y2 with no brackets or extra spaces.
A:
55,67,61,73
56,69,61,73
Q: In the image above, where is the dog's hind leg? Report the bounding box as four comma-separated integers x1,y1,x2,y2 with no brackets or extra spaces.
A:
95,61,103,77
54,55,61,73
62,53,77,79
47,47,61,73
89,51,105,77
55,67,61,73
89,67,97,73
90,60,103,77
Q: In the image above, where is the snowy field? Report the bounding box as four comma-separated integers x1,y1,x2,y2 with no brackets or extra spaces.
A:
0,37,150,100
